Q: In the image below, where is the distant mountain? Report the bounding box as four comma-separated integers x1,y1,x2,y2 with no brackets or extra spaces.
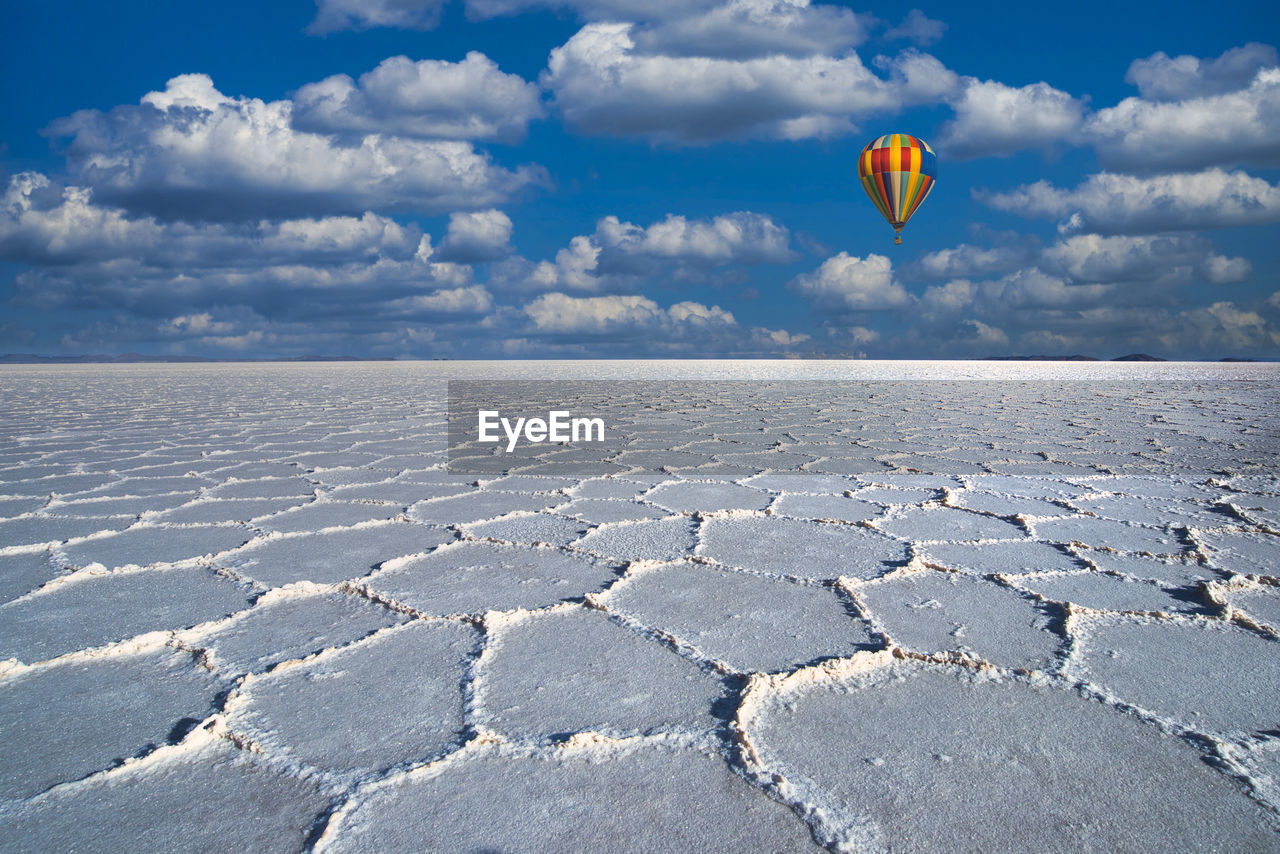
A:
983,353,1178,362
983,355,1101,361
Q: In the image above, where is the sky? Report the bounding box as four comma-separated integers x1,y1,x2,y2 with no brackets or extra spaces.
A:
2,0,1278,359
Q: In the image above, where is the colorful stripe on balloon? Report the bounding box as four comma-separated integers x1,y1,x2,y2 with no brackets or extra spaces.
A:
857,134,937,231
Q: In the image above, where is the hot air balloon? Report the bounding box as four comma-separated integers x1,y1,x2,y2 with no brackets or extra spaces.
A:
858,134,936,244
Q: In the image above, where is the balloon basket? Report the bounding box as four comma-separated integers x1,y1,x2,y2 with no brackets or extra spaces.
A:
894,234,902,245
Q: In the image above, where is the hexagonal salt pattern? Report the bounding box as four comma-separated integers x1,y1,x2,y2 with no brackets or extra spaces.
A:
1,363,1277,852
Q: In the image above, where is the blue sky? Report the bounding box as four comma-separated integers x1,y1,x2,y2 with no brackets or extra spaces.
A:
2,0,1277,358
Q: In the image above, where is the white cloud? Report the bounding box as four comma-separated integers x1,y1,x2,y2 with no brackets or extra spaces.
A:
984,268,1112,310
884,9,946,46
524,293,660,333
1086,67,1280,171
1172,301,1280,353
668,300,736,325
466,0,718,22
594,211,794,268
386,285,494,314
847,325,879,344
1040,234,1250,285
46,74,543,221
940,78,1086,158
543,23,959,142
915,240,1038,279
435,209,515,262
921,279,976,312
493,211,794,291
0,173,424,267
978,169,1280,234
1203,253,1253,284
788,252,913,311
628,0,873,60
764,327,811,345
523,292,734,334
308,0,449,33
0,173,485,318
1124,42,1278,101
293,53,544,142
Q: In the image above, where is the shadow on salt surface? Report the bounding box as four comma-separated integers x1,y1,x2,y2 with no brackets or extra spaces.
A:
0,737,329,854
748,663,1280,852
323,745,819,853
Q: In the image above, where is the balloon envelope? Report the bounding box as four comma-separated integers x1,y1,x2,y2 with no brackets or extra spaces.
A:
858,134,936,243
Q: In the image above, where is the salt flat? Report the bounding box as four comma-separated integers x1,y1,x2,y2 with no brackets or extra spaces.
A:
0,361,1278,852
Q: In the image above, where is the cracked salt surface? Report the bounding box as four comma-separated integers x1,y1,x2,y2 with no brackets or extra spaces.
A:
749,662,1278,852
1,361,1278,852
323,745,820,853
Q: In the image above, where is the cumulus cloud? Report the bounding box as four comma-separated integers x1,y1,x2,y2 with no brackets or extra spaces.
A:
594,211,794,271
884,9,946,46
493,211,794,291
466,0,706,20
1039,234,1251,285
0,173,426,268
1124,42,1278,101
940,78,1086,158
45,74,543,221
915,236,1039,279
543,22,959,142
628,0,874,60
977,169,1280,234
385,285,495,314
308,0,449,33
1086,67,1280,171
0,173,481,319
434,209,515,262
523,292,734,334
788,252,913,311
293,53,544,142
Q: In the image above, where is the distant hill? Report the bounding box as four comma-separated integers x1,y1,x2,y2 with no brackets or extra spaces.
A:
983,353,1175,362
983,355,1100,361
